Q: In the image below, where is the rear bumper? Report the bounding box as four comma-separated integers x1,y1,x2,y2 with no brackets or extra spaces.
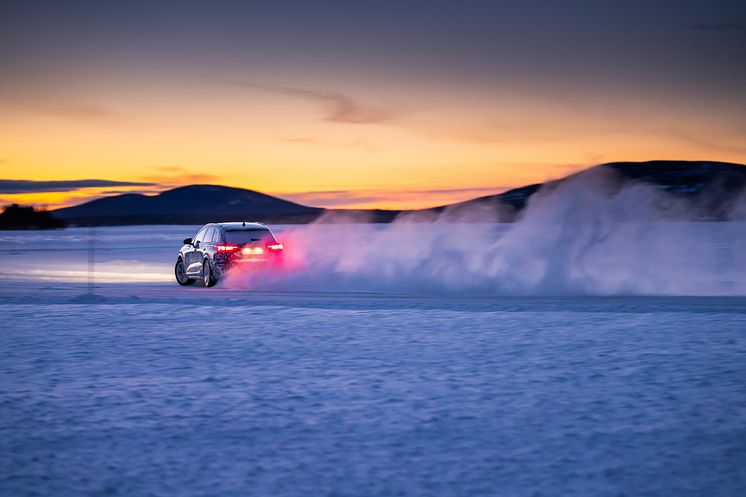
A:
215,257,280,275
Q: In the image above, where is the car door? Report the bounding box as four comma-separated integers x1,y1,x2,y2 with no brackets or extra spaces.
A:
202,227,217,264
186,227,207,274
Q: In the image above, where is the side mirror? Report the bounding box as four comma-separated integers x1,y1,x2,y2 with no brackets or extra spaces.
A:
183,238,193,245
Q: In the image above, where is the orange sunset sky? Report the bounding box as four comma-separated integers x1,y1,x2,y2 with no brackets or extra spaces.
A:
1,1,745,210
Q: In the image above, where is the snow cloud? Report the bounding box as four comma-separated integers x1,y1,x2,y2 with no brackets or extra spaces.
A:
224,168,746,296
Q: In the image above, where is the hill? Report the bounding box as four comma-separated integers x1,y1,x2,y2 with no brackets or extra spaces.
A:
50,161,746,225
423,160,746,221
53,185,325,225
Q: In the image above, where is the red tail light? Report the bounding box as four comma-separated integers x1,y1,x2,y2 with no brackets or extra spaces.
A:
216,244,239,252
267,243,284,251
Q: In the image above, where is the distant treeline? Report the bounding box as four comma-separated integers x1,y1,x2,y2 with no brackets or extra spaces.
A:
0,204,67,229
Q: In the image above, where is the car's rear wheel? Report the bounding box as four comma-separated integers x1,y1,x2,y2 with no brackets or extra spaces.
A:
175,258,193,286
203,259,217,287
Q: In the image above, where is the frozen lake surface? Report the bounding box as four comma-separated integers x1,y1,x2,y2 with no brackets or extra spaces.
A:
1,225,746,496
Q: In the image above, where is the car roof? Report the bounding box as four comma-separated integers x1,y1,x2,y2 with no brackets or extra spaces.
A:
216,222,269,230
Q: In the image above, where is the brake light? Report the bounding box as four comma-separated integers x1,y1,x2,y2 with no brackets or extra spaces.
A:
216,245,239,252
267,243,284,251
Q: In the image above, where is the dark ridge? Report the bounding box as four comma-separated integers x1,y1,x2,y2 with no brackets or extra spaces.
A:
439,161,746,221
53,184,324,225
48,160,746,225
606,160,746,194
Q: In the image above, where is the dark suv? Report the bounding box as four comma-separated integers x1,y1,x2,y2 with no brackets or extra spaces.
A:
175,222,284,287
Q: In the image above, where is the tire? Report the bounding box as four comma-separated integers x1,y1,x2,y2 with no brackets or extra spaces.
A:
175,258,194,286
203,259,218,287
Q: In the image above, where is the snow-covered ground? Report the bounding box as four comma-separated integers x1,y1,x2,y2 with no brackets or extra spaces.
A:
2,217,745,295
1,223,746,496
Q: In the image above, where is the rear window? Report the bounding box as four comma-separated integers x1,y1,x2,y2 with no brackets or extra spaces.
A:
224,228,276,245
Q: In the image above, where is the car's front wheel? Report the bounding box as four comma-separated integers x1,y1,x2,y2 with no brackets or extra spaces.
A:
175,258,194,286
203,259,217,287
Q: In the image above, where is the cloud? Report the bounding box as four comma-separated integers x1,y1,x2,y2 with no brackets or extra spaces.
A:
664,128,746,155
33,103,121,121
1,167,222,195
278,186,511,209
138,166,221,186
689,23,746,31
283,136,379,152
0,179,156,194
98,188,164,195
227,80,400,124
283,190,389,207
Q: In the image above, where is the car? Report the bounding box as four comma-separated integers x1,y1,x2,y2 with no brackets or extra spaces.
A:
175,222,284,287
